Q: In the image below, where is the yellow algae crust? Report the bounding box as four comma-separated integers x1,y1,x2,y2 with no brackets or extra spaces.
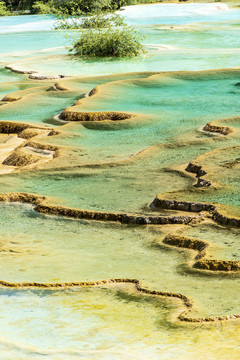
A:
0,277,238,324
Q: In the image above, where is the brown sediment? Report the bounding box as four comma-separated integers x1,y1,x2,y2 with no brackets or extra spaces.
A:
59,110,134,122
203,122,232,135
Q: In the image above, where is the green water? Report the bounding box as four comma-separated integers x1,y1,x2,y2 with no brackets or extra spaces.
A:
0,72,239,212
0,3,240,359
0,287,239,360
0,203,239,319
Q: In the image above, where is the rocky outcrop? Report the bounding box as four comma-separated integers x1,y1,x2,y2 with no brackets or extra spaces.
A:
185,162,211,188
203,122,232,135
196,178,212,187
185,162,207,177
151,197,215,212
151,196,240,228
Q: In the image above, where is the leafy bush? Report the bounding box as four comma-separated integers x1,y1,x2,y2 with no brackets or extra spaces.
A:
0,1,9,15
54,12,125,30
81,13,125,28
71,26,145,57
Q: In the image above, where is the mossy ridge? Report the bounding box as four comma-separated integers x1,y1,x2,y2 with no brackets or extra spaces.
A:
2,149,43,167
163,234,240,272
60,110,134,122
0,121,46,135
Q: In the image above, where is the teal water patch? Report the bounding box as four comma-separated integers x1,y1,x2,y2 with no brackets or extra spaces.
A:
0,68,26,84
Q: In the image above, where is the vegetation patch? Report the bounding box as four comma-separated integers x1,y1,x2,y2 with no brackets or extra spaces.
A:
71,26,144,57
0,1,9,16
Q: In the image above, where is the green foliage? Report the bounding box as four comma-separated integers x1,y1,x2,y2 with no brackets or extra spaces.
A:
52,0,113,15
54,13,125,30
81,13,125,28
2,0,163,14
32,1,55,14
3,0,36,12
52,3,145,58
0,1,9,15
71,26,145,58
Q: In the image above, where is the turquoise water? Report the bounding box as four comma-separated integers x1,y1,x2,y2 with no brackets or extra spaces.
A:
1,3,240,74
0,3,240,359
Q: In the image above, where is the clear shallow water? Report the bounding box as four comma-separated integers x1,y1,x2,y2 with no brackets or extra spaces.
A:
1,3,240,74
0,287,239,360
0,202,239,319
0,3,239,359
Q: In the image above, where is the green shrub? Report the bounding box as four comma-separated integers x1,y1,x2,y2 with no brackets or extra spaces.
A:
0,1,10,16
54,12,125,30
71,26,145,57
81,13,125,28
